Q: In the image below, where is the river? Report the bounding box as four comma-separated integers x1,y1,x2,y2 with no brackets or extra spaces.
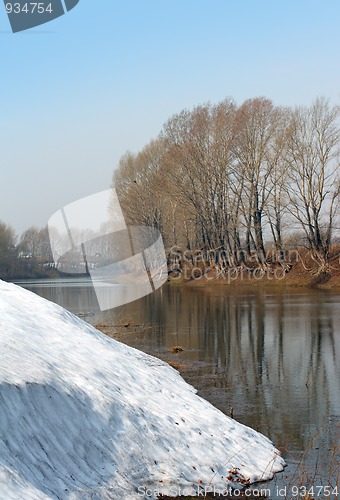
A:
14,278,340,496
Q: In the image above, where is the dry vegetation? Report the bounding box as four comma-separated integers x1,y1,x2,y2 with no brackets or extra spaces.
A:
167,246,340,289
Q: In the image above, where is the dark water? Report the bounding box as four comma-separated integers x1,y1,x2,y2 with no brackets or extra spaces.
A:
15,279,340,496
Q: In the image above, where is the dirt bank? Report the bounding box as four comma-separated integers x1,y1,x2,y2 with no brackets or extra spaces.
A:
168,247,340,290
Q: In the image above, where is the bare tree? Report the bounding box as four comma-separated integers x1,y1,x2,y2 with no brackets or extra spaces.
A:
232,98,279,265
286,98,340,263
265,107,291,259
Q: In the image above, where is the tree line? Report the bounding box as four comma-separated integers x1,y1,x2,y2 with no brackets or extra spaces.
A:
113,96,340,272
1,96,339,280
0,223,55,279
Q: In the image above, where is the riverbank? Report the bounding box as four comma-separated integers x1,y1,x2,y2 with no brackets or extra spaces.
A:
168,247,340,290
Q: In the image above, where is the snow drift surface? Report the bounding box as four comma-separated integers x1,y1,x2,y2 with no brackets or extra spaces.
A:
0,280,284,499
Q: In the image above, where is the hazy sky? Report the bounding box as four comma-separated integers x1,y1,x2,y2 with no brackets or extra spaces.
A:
1,0,340,236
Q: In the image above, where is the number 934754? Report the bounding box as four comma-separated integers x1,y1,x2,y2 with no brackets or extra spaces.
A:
5,3,53,14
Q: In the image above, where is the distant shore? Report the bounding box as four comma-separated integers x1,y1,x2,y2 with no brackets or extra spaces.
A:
2,247,339,290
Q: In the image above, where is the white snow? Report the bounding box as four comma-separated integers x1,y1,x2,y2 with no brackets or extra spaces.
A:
0,280,285,499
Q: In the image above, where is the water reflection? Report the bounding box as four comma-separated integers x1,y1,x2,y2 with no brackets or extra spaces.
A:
108,286,340,456
14,278,100,320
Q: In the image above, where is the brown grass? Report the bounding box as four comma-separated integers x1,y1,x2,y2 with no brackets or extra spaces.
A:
168,247,340,290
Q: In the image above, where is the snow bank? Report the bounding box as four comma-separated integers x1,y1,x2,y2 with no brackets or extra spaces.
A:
0,280,284,499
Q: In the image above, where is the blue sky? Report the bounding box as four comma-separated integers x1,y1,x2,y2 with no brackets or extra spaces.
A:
1,0,340,235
